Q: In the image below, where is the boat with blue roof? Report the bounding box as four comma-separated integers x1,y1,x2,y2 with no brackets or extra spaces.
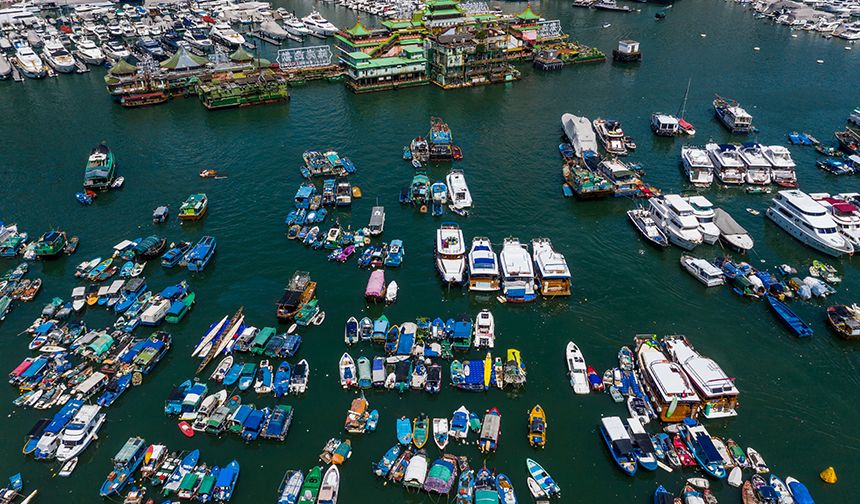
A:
213,459,240,501
185,236,216,272
99,436,147,496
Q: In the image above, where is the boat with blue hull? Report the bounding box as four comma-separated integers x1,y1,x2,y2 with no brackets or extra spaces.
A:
766,294,813,337
161,241,192,268
99,436,148,496
185,236,216,272
681,418,727,479
33,399,84,459
214,459,240,501
599,416,637,476
96,373,132,407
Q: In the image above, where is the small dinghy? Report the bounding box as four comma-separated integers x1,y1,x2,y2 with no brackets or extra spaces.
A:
747,447,769,474
58,456,78,477
728,466,743,487
178,421,195,437
385,281,398,303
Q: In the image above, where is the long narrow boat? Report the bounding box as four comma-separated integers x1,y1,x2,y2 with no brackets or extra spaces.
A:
766,294,813,337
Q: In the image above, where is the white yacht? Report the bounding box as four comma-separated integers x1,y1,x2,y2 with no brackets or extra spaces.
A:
648,194,704,250
680,255,725,287
811,194,860,251
302,11,337,37
467,237,499,292
446,169,472,210
75,38,104,66
184,28,213,50
282,13,313,38
680,146,714,188
684,195,720,245
0,54,11,79
593,118,627,156
209,22,245,47
761,145,797,188
737,143,772,185
12,40,45,78
42,37,76,73
499,237,536,302
260,19,289,40
473,309,495,349
531,238,571,296
561,113,598,157
705,143,745,185
765,190,854,257
435,223,466,284
55,405,106,462
102,40,130,60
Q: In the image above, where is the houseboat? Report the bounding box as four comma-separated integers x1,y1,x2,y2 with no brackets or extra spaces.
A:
531,238,571,296
435,223,466,284
650,113,679,137
635,339,701,422
32,230,68,258
99,437,147,496
662,335,739,419
178,193,208,222
713,95,753,134
593,158,641,197
83,143,116,191
765,190,854,257
499,237,536,302
467,237,500,292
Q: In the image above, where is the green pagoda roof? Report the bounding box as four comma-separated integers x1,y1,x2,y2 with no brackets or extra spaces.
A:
230,47,254,62
517,4,541,21
346,18,372,37
108,58,137,76
161,46,208,70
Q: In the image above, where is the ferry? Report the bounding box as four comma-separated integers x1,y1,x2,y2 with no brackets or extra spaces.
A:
761,145,798,188
599,416,637,476
561,113,599,158
765,190,854,257
737,143,772,185
435,223,466,284
178,193,208,222
680,146,714,188
55,404,106,461
531,238,571,296
663,335,739,419
467,237,500,292
99,436,147,496
592,158,641,197
713,95,753,134
84,144,116,191
185,236,216,272
635,340,701,422
499,237,536,302
593,118,628,156
705,143,746,185
648,195,704,250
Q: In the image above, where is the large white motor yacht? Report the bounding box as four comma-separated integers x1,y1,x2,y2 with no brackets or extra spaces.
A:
685,195,721,245
737,143,772,185
705,143,745,185
302,11,337,37
13,40,45,78
467,237,500,292
42,37,76,73
681,146,714,188
810,193,860,252
210,22,246,47
55,405,106,462
446,170,472,210
499,237,536,302
765,190,854,257
761,145,797,188
648,194,704,250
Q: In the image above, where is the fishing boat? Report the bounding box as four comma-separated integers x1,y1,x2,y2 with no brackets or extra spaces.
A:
826,304,860,340
599,416,637,476
99,436,147,496
289,359,309,394
680,418,726,478
627,207,669,247
403,450,429,490
473,310,495,349
161,241,192,268
478,408,501,453
413,414,429,449
562,160,613,199
527,405,547,448
767,294,813,337
84,144,116,191
339,353,356,389
397,416,413,445
432,417,450,450
566,342,589,394
526,458,561,498
424,454,458,494
178,193,208,222
184,236,216,272
455,469,475,503
785,477,814,504
496,473,517,504
213,460,239,501
713,95,753,134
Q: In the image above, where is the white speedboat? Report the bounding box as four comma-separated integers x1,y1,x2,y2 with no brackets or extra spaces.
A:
42,37,76,73
593,118,627,156
435,223,466,284
467,237,500,292
12,41,45,78
685,195,720,245
737,143,772,185
705,143,745,185
765,190,854,257
209,22,245,47
302,10,337,37
531,238,571,296
102,40,130,60
565,341,589,394
811,194,860,251
681,146,714,188
55,405,105,462
499,237,536,302
446,169,472,210
561,113,598,157
282,13,313,38
75,38,104,66
473,309,495,349
680,255,725,287
648,195,703,250
761,145,797,188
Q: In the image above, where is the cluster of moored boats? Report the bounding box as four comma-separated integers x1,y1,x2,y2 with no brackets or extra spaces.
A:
434,225,572,301
401,169,473,217
0,262,41,322
680,143,798,188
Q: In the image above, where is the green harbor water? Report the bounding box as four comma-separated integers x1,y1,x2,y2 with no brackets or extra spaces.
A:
1,0,859,502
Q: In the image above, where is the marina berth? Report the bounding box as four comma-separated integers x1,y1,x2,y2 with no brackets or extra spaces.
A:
499,237,536,303
681,146,715,188
713,95,753,134
713,208,755,253
435,223,466,284
762,145,798,188
765,190,854,257
648,195,704,250
663,335,739,419
467,237,500,292
530,238,571,296
635,340,701,422
737,143,773,185
561,113,599,158
706,143,746,185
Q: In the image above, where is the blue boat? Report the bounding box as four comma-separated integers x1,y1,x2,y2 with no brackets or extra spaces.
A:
342,157,355,173
262,405,293,440
786,477,815,504
164,449,200,494
273,361,291,398
75,192,93,205
385,239,404,267
99,436,147,496
396,325,415,355
223,363,243,387
372,315,389,343
816,157,853,175
787,131,813,145
164,380,192,415
599,417,637,476
96,373,133,407
456,469,475,503
680,418,726,479
496,474,517,503
373,444,401,477
22,418,50,455
161,241,192,268
766,294,813,337
294,184,316,209
474,467,497,504
559,143,575,159
654,485,675,504
241,408,266,441
366,409,379,432
396,416,412,445
213,460,240,501
33,399,84,459
119,261,134,278
114,278,147,313
384,325,399,354
185,236,216,272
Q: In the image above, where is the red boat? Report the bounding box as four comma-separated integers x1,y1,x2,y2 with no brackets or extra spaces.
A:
672,434,696,467
178,421,195,437
452,145,463,161
586,366,604,391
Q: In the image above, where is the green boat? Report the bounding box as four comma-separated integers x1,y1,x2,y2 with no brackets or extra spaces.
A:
297,466,322,503
178,193,208,222
196,472,217,500
294,299,319,326
165,292,195,324
177,472,200,498
84,143,116,190
32,230,68,258
197,70,289,110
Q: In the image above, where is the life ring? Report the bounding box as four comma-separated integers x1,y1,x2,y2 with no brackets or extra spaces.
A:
420,205,428,213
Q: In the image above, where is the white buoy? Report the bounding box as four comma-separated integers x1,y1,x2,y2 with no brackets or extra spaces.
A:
754,46,760,51
792,34,798,38
816,59,824,64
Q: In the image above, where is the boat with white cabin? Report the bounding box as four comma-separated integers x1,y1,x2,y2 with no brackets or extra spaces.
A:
810,193,860,251
561,113,599,157
499,237,536,302
301,11,337,37
467,237,500,292
684,196,720,245
705,143,745,185
445,170,472,210
530,238,571,296
766,190,854,257
761,145,797,188
681,146,714,188
737,143,772,185
680,255,725,287
435,223,466,284
648,195,704,250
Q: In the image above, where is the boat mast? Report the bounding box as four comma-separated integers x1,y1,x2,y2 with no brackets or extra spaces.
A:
678,78,691,119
